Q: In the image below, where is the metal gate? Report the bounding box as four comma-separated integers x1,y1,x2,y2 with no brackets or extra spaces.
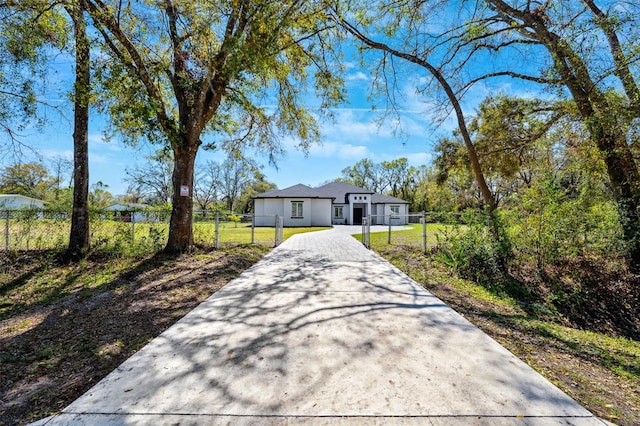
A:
274,214,284,246
361,215,371,249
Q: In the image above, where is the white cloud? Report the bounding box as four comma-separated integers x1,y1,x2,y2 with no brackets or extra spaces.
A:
406,152,432,165
320,109,393,141
309,141,368,159
38,149,73,161
88,133,124,152
345,71,370,82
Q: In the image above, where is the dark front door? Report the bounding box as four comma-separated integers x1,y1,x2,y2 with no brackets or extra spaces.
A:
353,207,363,225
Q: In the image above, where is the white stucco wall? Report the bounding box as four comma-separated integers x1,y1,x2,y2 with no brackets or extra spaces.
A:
332,203,347,225
254,198,332,227
377,203,409,225
347,193,371,225
310,199,332,227
254,198,285,226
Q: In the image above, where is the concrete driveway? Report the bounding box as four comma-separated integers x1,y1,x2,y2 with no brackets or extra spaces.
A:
34,228,607,425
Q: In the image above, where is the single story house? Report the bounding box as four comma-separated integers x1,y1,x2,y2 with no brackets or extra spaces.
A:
105,202,155,222
253,181,409,227
0,194,47,210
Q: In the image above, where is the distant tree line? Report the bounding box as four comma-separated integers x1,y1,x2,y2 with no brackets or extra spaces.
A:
0,153,276,215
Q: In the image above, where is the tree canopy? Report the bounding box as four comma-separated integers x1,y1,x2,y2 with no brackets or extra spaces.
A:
85,0,345,252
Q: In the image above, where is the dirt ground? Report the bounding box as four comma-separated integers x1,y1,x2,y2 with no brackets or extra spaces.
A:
0,247,267,425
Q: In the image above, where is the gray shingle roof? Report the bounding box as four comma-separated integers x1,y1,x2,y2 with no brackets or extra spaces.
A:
371,193,409,204
314,181,374,202
253,184,333,199
254,181,408,204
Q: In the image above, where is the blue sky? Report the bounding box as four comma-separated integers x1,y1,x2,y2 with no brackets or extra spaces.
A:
3,59,452,196
0,21,541,198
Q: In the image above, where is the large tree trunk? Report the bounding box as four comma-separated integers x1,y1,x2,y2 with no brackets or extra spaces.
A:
66,1,90,259
589,119,640,269
164,140,198,253
486,0,640,270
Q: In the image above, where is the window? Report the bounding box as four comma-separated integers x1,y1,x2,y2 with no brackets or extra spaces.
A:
291,201,303,218
390,205,400,215
334,206,343,218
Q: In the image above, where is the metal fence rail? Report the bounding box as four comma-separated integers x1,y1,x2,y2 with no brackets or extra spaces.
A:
0,209,288,252
360,212,471,253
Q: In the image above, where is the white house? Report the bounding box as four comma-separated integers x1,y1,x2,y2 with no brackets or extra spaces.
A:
0,194,47,210
253,182,410,227
252,184,334,227
105,202,155,222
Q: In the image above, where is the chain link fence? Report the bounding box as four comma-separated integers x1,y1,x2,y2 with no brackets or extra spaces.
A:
0,209,286,253
360,212,468,253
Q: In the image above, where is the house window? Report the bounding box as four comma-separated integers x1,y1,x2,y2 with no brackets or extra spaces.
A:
391,205,400,215
334,206,343,218
291,201,303,218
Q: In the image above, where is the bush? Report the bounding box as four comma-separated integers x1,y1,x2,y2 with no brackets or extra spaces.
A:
435,210,529,300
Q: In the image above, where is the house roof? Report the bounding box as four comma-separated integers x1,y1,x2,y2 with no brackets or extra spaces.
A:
106,202,151,210
314,181,374,201
0,194,47,204
371,193,409,204
253,184,334,199
255,181,409,204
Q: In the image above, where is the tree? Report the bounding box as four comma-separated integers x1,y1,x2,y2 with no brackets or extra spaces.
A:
2,1,94,258
331,5,498,218
380,158,416,199
220,154,259,212
0,1,66,157
0,162,55,199
193,160,222,213
340,159,381,191
86,0,344,253
65,0,91,258
236,178,277,214
125,151,173,205
89,181,113,208
469,96,565,186
49,155,73,200
477,0,640,269
335,0,640,268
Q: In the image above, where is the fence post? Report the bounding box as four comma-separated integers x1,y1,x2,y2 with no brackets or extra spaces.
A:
215,211,220,249
422,211,427,254
274,214,284,247
388,214,392,244
4,210,9,251
131,212,135,246
251,214,255,244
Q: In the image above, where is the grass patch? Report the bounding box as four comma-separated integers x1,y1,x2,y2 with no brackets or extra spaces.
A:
2,216,331,252
352,223,463,248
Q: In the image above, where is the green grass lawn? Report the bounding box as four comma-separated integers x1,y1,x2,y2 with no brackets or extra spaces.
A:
352,223,465,248
208,223,330,245
1,218,330,251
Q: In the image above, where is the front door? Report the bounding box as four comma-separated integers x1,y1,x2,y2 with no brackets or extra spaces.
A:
353,207,363,225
